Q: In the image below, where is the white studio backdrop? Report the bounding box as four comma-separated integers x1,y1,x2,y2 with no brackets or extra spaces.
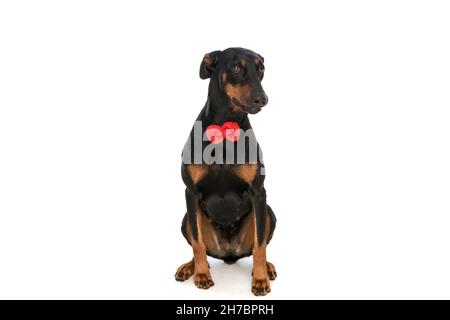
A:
0,1,449,299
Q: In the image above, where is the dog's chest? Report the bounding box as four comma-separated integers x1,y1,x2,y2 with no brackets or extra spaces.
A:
197,164,258,194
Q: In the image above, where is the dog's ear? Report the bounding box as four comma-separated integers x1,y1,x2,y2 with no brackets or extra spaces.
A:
199,50,221,79
256,53,264,63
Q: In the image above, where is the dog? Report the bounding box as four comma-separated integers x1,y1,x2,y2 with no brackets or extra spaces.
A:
175,48,277,296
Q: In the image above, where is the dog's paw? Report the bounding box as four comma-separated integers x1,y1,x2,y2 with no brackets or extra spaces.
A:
266,261,277,280
252,276,271,296
194,272,214,289
175,260,194,281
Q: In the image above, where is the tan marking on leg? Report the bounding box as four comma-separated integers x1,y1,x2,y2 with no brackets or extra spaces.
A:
191,209,214,289
187,164,208,184
251,210,271,296
234,164,258,184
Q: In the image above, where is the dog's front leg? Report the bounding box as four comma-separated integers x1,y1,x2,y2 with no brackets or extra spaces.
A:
250,186,271,296
185,188,214,289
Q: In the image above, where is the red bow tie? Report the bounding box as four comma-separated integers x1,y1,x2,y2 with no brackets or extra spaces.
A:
205,121,241,144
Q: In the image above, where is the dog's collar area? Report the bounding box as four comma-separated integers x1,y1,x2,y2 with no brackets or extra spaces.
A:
205,121,240,144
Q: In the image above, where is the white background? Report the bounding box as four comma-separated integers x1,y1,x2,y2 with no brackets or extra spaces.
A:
0,1,449,299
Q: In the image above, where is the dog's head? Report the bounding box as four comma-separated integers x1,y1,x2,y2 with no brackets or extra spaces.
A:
200,47,268,114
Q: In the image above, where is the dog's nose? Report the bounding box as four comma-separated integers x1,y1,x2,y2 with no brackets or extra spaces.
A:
251,91,268,108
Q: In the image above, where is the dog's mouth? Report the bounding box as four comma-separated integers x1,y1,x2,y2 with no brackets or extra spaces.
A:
231,98,261,114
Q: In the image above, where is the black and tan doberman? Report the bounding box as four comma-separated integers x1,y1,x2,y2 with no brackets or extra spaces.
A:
175,47,277,296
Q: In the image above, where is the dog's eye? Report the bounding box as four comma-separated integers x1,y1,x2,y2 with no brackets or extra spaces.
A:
232,64,241,74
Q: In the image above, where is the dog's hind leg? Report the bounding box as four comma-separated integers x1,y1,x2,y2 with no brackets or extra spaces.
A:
175,258,194,281
266,261,277,280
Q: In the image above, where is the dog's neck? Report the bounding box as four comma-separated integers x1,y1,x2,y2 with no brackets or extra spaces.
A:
206,97,248,125
203,78,251,129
